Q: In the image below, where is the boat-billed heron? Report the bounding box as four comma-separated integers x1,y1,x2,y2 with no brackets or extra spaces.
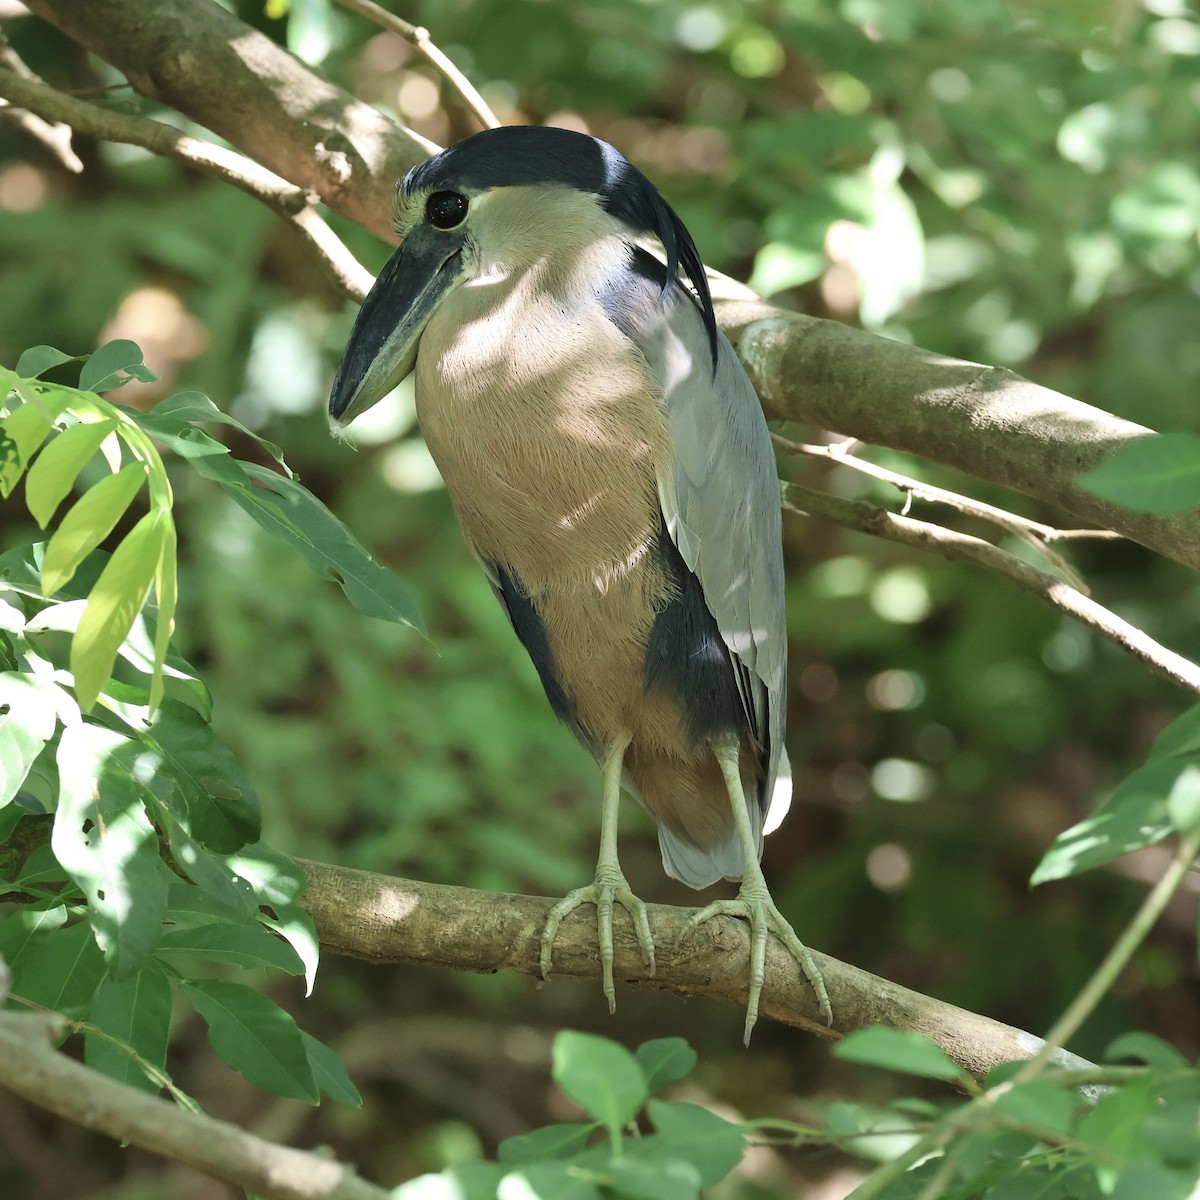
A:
329,126,831,1040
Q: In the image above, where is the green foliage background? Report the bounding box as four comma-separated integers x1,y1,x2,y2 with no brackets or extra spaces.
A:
1,0,1199,1196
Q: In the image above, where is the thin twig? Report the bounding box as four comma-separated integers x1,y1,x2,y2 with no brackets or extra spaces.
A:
0,35,83,171
0,1010,388,1200
332,0,501,131
776,433,1119,593
782,481,1200,697
0,66,373,301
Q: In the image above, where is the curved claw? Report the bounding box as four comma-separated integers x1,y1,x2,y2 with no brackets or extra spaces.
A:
681,890,832,1044
540,875,656,1013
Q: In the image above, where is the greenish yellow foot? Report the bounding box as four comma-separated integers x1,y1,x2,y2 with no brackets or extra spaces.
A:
682,881,832,1044
540,869,656,1013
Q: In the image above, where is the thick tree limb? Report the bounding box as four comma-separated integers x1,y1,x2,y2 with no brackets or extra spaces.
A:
296,858,1092,1082
23,0,1200,574
0,1010,388,1200
20,0,434,241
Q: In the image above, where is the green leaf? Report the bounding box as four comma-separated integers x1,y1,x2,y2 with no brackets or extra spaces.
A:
53,723,170,978
0,672,61,806
41,463,148,595
71,509,168,710
221,843,317,991
15,346,76,379
11,918,106,1018
137,700,261,853
1166,764,1200,836
133,390,288,468
1032,760,1178,884
832,1027,962,1080
0,387,68,497
499,1122,599,1164
156,920,303,974
300,1031,362,1107
643,1100,746,1186
25,417,118,528
1143,1100,1200,1166
552,1031,647,1135
603,1156,702,1200
1104,1031,1188,1069
223,464,426,633
164,877,258,925
79,340,158,394
84,959,173,1093
991,1080,1078,1138
0,904,68,974
635,1038,697,1095
1110,1161,1196,1200
1145,705,1200,760
1078,433,1200,515
499,1163,601,1200
182,978,318,1103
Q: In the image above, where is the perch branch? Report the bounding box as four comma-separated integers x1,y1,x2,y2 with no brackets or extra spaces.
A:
295,857,1093,1082
782,481,1200,697
25,0,1200,573
0,1010,389,1200
333,0,501,131
0,66,373,301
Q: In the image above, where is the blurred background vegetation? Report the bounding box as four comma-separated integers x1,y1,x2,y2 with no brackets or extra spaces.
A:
2,0,1199,1196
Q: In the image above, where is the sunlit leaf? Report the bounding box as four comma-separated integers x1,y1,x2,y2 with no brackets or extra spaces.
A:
40,463,148,595
0,672,62,806
71,509,168,710
25,417,117,528
53,723,170,977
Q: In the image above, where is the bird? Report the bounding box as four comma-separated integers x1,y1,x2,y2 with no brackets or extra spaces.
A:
328,125,831,1042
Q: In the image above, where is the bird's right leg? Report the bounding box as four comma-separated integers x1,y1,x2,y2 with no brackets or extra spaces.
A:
539,731,656,1012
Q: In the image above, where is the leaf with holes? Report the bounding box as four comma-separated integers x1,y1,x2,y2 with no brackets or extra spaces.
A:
0,672,62,807
52,723,171,978
132,390,288,469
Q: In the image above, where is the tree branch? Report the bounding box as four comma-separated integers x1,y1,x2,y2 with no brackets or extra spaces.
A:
0,65,374,302
332,0,501,132
782,481,1200,696
0,33,82,172
0,1010,389,1200
295,858,1094,1082
24,0,1200,574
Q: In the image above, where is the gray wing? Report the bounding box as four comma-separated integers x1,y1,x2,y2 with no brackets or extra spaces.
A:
600,250,792,853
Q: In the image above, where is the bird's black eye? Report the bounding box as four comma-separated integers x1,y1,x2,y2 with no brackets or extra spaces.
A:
426,190,468,229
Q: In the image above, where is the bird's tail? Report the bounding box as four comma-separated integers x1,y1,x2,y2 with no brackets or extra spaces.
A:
650,748,793,890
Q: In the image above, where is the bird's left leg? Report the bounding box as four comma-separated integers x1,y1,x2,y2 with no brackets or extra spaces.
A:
682,733,833,1043
540,731,656,1011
